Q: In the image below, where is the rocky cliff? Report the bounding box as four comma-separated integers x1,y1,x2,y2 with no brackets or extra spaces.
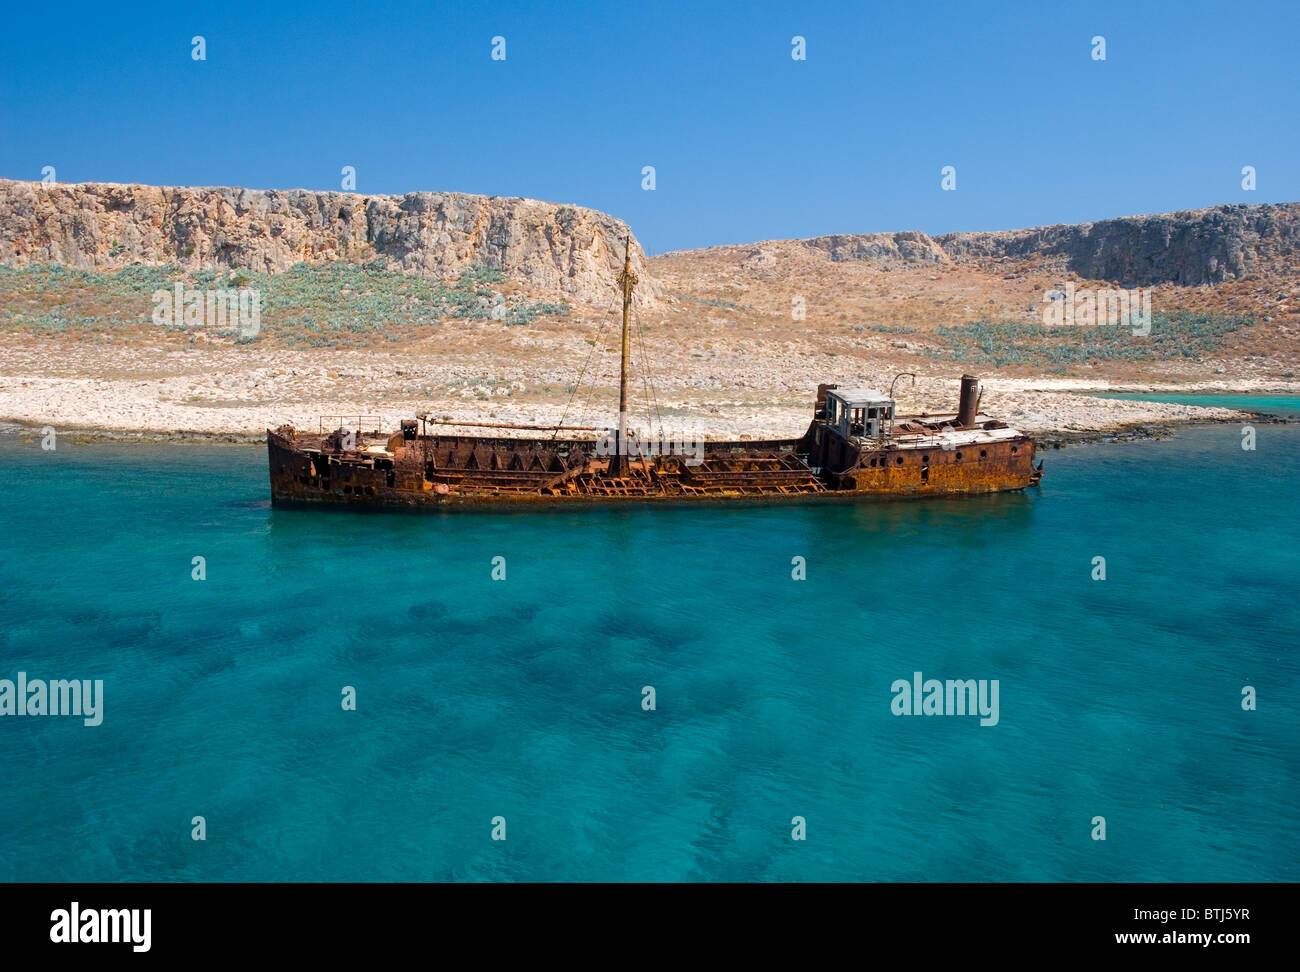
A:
754,203,1299,287
805,231,947,268
0,179,657,304
5,180,1296,301
936,203,1300,286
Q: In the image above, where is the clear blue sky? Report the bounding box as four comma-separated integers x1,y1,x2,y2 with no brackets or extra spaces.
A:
1,0,1296,254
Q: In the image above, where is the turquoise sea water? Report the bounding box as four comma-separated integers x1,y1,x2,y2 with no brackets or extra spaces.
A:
0,423,1297,882
1092,392,1300,417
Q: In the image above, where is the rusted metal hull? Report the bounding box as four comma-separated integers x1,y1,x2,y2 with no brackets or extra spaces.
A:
267,420,1041,511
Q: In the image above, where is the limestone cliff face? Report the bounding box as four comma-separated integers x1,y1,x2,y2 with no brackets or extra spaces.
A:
0,179,658,304
5,180,1295,299
794,204,1299,286
936,204,1300,286
804,231,948,268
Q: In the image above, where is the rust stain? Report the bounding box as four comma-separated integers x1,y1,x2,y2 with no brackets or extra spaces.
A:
267,375,1043,511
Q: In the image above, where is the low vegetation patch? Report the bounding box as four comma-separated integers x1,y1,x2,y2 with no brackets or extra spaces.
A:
676,293,750,312
925,312,1255,367
0,261,570,347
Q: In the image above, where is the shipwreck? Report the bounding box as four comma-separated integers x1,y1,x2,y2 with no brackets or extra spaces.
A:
267,241,1043,509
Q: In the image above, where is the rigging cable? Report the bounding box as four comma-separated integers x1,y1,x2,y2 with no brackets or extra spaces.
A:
633,312,665,439
551,313,613,440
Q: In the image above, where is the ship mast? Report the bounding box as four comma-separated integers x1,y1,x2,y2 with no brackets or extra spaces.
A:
611,235,637,477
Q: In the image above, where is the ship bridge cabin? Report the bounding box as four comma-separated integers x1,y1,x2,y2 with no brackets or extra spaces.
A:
823,387,895,441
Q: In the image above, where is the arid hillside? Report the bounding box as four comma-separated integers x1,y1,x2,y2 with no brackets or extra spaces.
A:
0,187,1296,440
650,202,1299,386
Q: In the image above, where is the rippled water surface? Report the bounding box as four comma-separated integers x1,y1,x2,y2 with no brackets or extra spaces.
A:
1,422,1296,881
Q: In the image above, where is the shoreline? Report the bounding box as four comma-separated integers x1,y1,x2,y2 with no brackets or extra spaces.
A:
3,320,1297,448
1032,412,1294,449
3,405,1292,450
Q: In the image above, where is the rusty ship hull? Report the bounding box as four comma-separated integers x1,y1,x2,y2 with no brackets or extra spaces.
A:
267,378,1042,511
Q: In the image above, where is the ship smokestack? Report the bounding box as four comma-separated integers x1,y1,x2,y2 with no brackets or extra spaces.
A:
956,374,981,428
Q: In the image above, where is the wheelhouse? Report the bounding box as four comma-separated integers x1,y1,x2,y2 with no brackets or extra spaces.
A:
824,388,895,441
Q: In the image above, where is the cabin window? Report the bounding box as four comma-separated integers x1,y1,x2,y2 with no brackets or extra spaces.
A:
895,456,904,465
979,450,988,458
1010,446,1018,454
955,451,964,461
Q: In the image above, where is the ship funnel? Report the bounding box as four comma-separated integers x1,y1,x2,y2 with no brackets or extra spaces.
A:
956,374,981,428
